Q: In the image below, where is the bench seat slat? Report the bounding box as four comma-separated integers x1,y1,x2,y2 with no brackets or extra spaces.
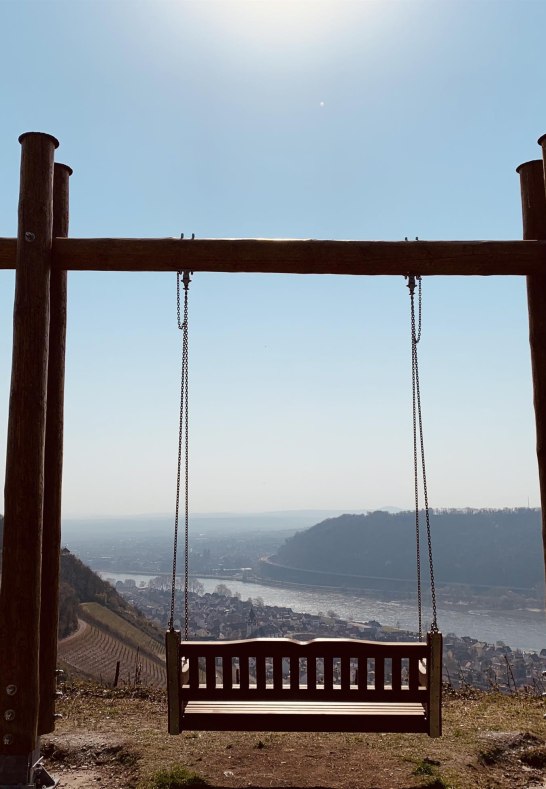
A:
181,688,427,703
186,702,426,712
182,700,428,733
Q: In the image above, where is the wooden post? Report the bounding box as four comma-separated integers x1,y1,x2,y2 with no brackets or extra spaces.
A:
516,157,546,584
0,132,57,769
165,630,182,734
427,631,442,738
38,162,72,735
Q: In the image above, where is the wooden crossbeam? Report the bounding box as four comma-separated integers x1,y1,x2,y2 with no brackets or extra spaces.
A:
1,237,546,275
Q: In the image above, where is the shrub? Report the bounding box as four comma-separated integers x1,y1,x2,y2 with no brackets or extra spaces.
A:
139,764,208,788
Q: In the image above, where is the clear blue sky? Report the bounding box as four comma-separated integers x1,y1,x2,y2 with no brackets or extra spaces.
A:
0,0,545,517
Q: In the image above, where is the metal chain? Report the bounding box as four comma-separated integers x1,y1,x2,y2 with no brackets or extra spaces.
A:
416,275,422,343
410,284,423,640
407,275,438,639
169,271,191,638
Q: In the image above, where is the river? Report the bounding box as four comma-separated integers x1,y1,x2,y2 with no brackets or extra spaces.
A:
99,572,546,653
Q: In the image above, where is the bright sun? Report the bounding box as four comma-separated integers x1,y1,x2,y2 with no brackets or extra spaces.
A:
204,1,343,52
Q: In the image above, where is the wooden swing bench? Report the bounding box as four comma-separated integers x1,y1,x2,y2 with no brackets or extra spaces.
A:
166,631,442,737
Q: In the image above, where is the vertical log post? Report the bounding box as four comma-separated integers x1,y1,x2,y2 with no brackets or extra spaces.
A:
38,162,72,735
0,132,57,771
517,154,546,583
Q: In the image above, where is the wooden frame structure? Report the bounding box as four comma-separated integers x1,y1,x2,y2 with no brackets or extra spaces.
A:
0,131,546,782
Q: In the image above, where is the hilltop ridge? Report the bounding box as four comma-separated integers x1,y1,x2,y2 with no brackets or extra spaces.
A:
265,508,544,591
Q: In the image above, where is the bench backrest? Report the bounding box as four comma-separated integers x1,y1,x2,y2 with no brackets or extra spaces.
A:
179,637,430,704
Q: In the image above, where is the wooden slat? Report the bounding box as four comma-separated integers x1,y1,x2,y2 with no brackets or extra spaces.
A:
273,655,283,690
409,656,419,693
307,656,316,691
357,658,367,692
205,656,216,689
222,656,232,691
188,655,199,689
180,686,427,703
256,656,266,691
375,657,385,691
181,701,429,734
186,701,426,712
340,656,351,691
178,637,429,659
2,236,546,276
323,657,333,691
391,656,402,693
290,656,299,690
239,656,249,690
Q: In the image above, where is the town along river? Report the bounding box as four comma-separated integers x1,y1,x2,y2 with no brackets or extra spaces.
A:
195,578,546,652
101,572,546,653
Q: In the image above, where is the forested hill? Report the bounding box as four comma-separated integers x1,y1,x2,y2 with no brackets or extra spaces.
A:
269,509,544,590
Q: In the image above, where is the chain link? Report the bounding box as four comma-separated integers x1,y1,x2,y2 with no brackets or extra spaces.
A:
408,275,438,639
169,271,191,638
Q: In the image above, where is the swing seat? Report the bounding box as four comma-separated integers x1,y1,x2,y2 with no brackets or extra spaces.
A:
165,632,442,737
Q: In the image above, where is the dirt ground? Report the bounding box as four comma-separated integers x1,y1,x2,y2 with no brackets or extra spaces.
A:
41,684,546,789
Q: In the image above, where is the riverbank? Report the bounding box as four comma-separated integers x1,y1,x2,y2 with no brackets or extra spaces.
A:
98,570,546,652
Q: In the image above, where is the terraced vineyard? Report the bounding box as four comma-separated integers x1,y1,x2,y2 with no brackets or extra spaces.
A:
58,604,166,687
80,602,165,659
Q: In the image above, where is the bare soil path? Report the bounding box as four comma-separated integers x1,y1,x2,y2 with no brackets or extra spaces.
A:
42,684,546,789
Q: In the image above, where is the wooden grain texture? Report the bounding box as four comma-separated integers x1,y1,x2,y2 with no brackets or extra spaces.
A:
0,237,16,266
38,163,72,736
518,159,546,587
165,630,182,735
427,631,442,737
47,237,546,275
178,637,429,658
181,701,429,733
1,236,546,275
0,132,58,756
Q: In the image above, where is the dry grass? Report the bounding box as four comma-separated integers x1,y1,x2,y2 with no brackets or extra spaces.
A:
43,682,546,789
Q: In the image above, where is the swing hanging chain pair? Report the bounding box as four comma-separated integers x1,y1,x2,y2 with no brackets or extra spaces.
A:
408,274,438,638
169,271,191,638
167,270,438,642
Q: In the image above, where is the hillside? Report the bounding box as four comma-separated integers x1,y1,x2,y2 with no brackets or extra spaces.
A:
56,551,166,686
265,508,544,591
59,548,163,642
2,521,166,685
58,603,166,687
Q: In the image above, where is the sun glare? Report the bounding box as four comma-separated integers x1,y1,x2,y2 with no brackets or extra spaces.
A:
200,1,347,53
